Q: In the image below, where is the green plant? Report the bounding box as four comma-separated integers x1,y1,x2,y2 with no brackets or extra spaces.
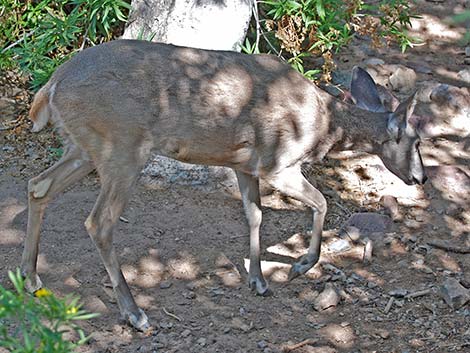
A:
0,0,131,90
450,10,470,45
245,0,419,81
0,269,98,353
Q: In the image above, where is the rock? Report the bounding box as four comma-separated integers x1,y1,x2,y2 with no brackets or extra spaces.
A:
159,321,173,329
159,281,172,289
426,166,470,204
340,226,361,241
430,84,470,116
406,61,432,74
457,69,470,84
465,46,470,57
341,213,394,238
328,238,352,253
196,337,207,346
257,340,268,349
364,57,385,66
374,328,391,339
380,195,403,221
181,329,191,337
389,66,417,92
313,283,340,311
389,288,408,298
440,278,470,310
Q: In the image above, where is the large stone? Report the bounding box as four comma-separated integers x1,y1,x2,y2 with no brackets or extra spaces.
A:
341,213,394,239
426,166,470,205
440,278,470,310
313,283,340,311
389,66,417,93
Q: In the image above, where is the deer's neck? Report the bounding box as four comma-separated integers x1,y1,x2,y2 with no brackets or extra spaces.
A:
321,94,390,156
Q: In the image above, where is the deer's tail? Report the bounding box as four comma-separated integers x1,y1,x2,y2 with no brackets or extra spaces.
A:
29,82,56,132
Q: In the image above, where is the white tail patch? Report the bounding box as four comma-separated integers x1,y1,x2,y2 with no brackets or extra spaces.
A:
30,83,56,132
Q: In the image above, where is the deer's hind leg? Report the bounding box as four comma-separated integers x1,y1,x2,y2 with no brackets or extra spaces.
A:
21,144,95,292
84,143,151,331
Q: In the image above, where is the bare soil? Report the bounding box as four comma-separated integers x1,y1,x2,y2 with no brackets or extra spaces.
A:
1,1,469,352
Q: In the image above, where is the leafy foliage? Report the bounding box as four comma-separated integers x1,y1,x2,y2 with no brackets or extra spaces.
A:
0,269,98,353
0,0,130,90
244,0,419,81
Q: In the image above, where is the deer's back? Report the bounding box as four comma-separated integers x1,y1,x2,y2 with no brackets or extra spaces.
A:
48,40,328,176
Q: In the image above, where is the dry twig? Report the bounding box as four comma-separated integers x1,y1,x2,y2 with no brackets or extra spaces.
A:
427,240,470,254
162,307,182,322
281,338,318,352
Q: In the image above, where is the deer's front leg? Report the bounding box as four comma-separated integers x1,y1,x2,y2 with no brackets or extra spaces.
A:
268,166,326,281
235,170,269,295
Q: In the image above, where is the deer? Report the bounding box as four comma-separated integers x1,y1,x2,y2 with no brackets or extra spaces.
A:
21,40,427,331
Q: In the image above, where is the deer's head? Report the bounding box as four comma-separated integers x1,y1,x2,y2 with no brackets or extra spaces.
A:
350,66,427,185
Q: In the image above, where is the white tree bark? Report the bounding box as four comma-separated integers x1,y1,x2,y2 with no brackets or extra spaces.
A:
123,0,253,51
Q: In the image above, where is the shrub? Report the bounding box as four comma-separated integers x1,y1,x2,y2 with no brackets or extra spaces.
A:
0,0,131,90
0,269,97,353
244,0,419,81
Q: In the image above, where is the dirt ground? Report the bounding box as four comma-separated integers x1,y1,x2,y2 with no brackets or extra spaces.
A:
1,1,469,352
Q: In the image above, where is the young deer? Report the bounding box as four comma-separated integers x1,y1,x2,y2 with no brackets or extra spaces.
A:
21,40,426,331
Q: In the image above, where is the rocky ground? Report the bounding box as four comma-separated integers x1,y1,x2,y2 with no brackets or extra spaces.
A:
1,0,470,352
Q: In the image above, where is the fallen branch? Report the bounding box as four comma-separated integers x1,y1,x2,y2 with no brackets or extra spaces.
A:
405,288,432,299
162,307,182,322
427,240,470,254
281,338,318,352
384,297,394,314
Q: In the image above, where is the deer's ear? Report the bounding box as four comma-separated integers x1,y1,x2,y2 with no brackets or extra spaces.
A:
350,66,386,112
395,91,418,137
387,91,418,143
394,90,418,122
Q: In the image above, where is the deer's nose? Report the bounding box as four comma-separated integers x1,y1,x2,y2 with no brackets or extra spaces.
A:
412,174,427,185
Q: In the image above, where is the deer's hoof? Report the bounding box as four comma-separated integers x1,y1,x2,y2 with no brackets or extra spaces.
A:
288,254,319,281
249,276,271,296
23,273,43,293
128,308,151,332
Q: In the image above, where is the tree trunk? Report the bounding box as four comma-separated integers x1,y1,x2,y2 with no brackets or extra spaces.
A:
123,0,253,51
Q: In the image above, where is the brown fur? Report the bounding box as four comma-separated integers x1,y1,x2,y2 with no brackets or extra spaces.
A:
29,87,49,123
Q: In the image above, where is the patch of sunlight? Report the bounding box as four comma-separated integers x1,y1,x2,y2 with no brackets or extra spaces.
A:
335,153,426,207
352,268,385,286
267,233,307,258
214,253,242,287
243,259,291,282
135,294,156,308
445,214,470,236
319,323,356,349
63,275,81,289
388,239,408,255
37,254,51,273
136,256,165,288
0,202,26,245
410,15,464,41
0,228,24,245
167,255,200,280
121,264,139,283
84,295,109,314
215,268,242,287
429,103,470,139
437,252,462,273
